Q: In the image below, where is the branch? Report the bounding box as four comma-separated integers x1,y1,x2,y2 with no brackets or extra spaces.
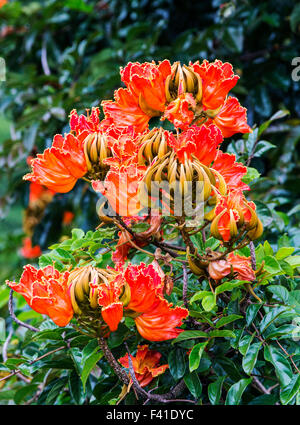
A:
182,264,189,309
98,336,129,385
9,290,39,332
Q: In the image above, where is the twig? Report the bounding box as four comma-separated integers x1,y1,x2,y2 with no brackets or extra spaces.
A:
98,336,129,385
2,328,13,363
249,241,256,270
0,345,66,384
252,376,271,395
9,290,39,332
182,264,189,309
276,340,300,375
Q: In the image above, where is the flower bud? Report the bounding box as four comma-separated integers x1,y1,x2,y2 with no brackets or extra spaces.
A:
83,132,111,179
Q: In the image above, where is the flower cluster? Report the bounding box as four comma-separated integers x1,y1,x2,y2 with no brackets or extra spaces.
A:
8,59,263,387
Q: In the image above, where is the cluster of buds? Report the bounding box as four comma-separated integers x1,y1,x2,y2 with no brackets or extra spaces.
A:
137,128,170,166
83,132,112,180
68,266,130,327
208,191,263,243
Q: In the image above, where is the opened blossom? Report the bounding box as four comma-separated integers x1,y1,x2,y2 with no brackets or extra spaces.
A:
207,96,252,138
211,190,258,242
119,345,168,387
166,124,223,164
6,265,73,327
24,133,88,193
212,150,249,192
96,263,188,341
208,252,255,282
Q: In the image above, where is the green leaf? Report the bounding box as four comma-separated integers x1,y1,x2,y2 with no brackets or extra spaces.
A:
209,330,236,338
69,370,85,405
168,348,186,380
14,384,39,404
184,372,202,398
264,256,282,275
172,330,208,344
268,285,289,303
285,255,300,269
71,228,85,240
202,293,216,311
264,345,293,387
189,341,208,372
276,247,295,260
80,339,103,391
280,374,300,405
238,334,255,356
225,378,252,405
246,304,261,327
45,378,68,405
260,306,287,333
215,280,247,295
190,290,211,303
242,167,260,184
242,342,262,375
215,314,243,328
208,376,225,405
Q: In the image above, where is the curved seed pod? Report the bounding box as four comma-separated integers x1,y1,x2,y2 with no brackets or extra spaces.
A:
243,203,258,230
204,206,216,221
210,168,227,196
70,281,83,315
186,246,206,276
119,283,131,307
210,209,227,240
229,209,238,238
247,218,263,240
83,132,111,175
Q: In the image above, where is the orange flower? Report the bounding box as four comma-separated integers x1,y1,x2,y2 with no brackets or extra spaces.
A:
124,263,188,341
0,0,7,8
69,107,101,136
166,124,223,164
119,345,168,387
207,96,252,138
208,252,255,282
211,191,257,242
62,211,75,225
191,60,239,111
212,150,249,192
28,181,55,204
6,265,73,327
20,237,42,259
96,263,188,341
92,164,146,217
227,252,256,281
163,93,195,130
24,133,87,193
104,125,141,167
96,273,125,331
102,60,172,133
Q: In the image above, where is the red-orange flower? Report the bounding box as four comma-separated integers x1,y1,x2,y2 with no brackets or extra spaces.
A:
208,252,255,282
102,60,172,133
227,252,256,281
24,133,87,193
124,263,188,341
211,191,257,242
92,164,146,217
191,60,239,111
96,273,125,332
62,211,75,225
0,0,7,8
95,263,188,341
6,265,73,327
28,181,56,204
166,124,223,164
212,150,249,192
207,96,252,138
69,107,101,136
119,345,168,387
163,93,195,130
20,237,42,259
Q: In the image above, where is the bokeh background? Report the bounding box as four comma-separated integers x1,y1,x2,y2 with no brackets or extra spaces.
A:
0,0,300,296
